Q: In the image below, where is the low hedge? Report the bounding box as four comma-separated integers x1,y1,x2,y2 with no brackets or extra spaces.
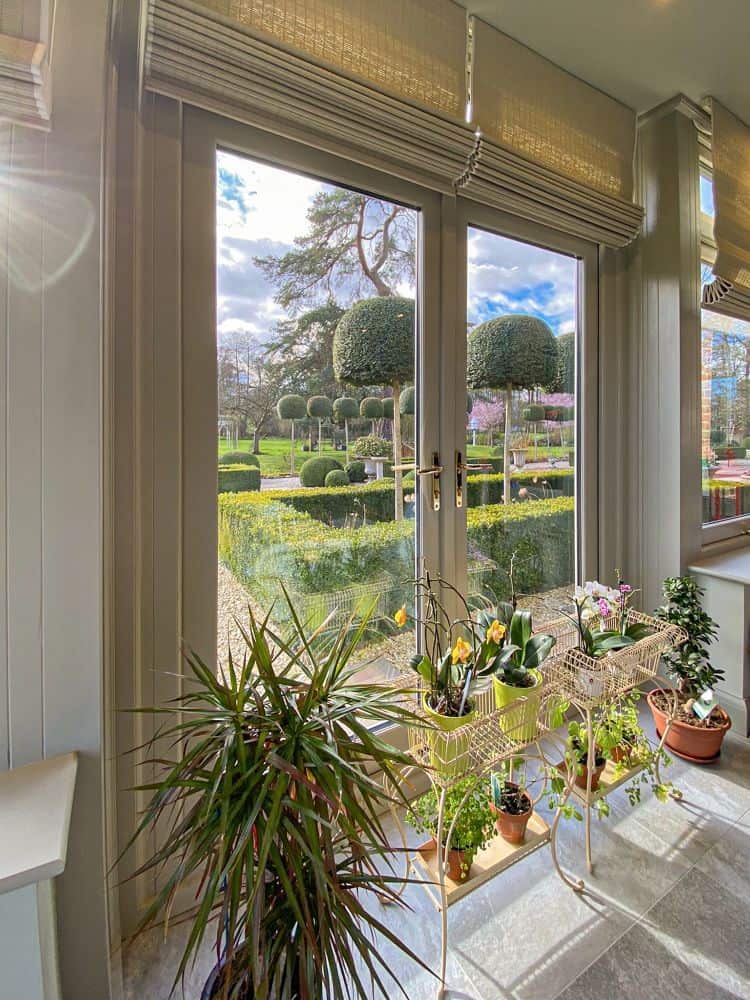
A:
218,465,261,493
253,480,398,522
221,451,260,467
466,469,574,505
219,491,574,616
300,456,343,487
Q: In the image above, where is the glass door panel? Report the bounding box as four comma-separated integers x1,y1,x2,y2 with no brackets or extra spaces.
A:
215,149,420,679
463,226,578,619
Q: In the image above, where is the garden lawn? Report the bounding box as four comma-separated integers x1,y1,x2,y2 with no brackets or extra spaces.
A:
219,436,572,477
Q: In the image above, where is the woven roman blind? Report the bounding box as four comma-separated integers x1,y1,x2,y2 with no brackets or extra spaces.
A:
144,0,644,246
195,0,466,119
710,99,750,291
472,19,635,200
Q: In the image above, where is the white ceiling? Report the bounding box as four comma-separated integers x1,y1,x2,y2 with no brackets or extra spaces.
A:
459,0,750,122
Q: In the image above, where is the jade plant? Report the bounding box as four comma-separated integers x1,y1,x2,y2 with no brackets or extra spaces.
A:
655,575,722,696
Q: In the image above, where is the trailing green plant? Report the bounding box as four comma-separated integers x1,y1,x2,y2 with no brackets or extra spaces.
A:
123,598,431,1000
655,575,722,696
596,693,674,805
409,777,495,862
299,455,343,487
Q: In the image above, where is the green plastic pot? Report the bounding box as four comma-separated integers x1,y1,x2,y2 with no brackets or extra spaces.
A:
422,693,476,777
492,669,542,743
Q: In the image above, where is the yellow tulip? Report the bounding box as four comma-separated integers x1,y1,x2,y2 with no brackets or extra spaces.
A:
486,620,506,645
451,636,471,664
394,606,407,628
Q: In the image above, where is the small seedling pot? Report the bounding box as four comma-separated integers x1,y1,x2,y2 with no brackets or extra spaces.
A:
489,784,533,844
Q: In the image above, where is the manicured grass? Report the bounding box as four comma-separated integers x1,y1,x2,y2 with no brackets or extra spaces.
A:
218,436,574,477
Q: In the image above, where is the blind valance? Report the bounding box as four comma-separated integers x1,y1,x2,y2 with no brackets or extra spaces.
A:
709,99,750,291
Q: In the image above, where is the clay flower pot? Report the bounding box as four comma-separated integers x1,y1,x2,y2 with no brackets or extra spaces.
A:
574,755,606,791
446,846,475,883
489,786,533,844
610,743,631,765
647,689,731,763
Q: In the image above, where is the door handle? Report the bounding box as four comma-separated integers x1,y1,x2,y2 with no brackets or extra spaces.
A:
415,453,442,511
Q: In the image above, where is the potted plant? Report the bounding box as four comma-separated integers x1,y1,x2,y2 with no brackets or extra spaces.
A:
565,719,608,791
397,575,498,775
123,599,430,1000
489,763,534,844
648,575,731,762
409,777,495,883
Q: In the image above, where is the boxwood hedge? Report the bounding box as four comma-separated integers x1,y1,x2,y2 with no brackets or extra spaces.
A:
218,465,261,493
219,491,574,613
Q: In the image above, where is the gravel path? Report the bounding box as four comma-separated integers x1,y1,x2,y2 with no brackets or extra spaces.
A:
217,561,571,672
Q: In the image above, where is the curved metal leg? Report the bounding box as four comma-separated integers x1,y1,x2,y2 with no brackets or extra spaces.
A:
380,765,419,905
585,707,595,875
549,759,585,893
436,785,448,1000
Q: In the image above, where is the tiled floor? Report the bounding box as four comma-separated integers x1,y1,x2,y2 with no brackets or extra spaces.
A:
123,705,750,999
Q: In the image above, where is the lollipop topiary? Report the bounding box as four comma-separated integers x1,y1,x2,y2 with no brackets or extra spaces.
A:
277,394,307,474
467,314,557,504
359,396,384,435
382,397,394,421
307,396,333,455
335,297,414,520
333,396,359,461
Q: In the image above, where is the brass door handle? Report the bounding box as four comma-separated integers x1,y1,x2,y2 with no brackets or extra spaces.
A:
415,453,442,510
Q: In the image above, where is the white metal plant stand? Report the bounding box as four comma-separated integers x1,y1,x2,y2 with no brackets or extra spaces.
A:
385,611,686,998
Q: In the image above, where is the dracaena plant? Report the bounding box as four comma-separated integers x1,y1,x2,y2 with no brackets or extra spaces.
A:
122,596,431,1000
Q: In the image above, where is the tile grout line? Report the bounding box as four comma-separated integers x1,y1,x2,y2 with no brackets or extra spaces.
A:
549,797,750,999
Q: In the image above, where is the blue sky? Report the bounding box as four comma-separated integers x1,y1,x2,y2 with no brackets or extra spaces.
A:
217,151,576,343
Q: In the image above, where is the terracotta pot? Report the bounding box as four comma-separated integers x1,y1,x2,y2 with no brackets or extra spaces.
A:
489,788,533,844
647,689,731,763
610,743,631,765
446,847,474,883
574,755,606,791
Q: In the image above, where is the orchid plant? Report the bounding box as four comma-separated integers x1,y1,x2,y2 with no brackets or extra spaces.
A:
564,574,653,658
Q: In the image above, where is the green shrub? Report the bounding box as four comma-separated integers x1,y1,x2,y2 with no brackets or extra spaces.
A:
332,396,359,422
346,460,367,483
400,386,416,415
258,480,395,522
522,404,546,422
277,394,307,420
382,398,394,420
221,451,260,467
352,436,390,457
325,469,350,488
307,396,333,419
467,469,573,505
359,397,384,420
218,465,261,493
300,456,343,487
742,437,750,450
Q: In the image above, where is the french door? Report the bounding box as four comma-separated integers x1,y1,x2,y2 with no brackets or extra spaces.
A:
179,107,598,675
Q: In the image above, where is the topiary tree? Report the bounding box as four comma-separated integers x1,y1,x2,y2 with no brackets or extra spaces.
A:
277,394,307,474
382,397,394,421
522,404,546,460
467,315,557,504
359,396,384,435
333,396,359,462
399,385,415,416
552,331,575,395
307,396,333,455
221,450,261,468
324,469,350,488
299,456,343,487
334,297,414,520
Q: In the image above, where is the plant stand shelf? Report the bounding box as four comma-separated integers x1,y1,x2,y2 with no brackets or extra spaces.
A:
555,758,646,805
411,814,551,910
